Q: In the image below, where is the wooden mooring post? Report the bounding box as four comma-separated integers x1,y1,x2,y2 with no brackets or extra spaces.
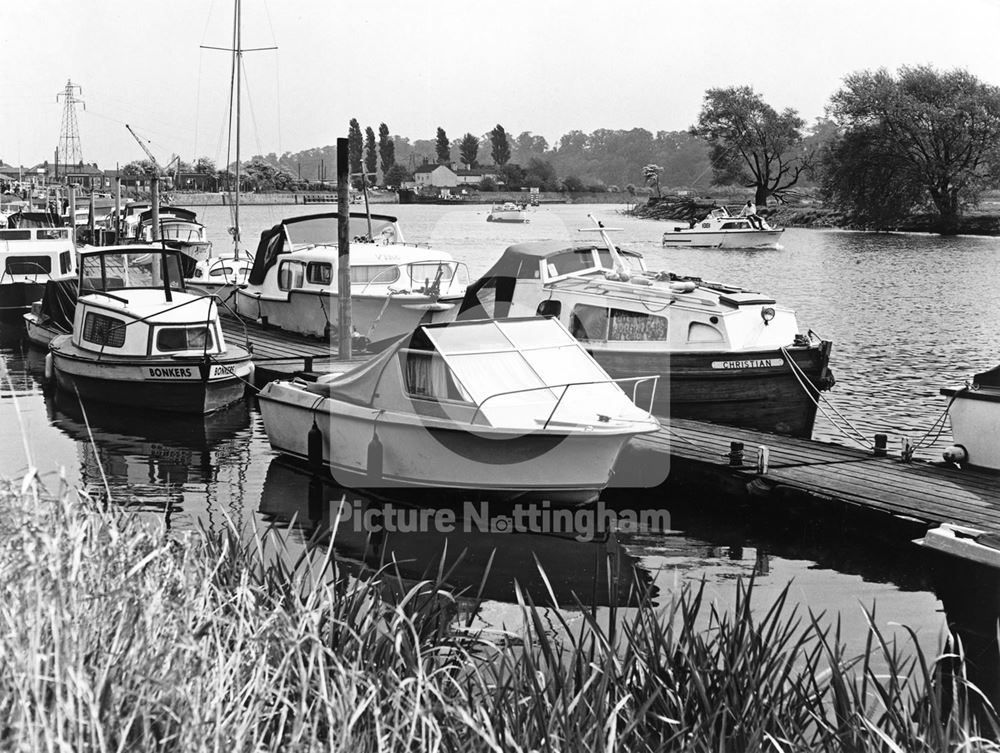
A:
336,137,352,361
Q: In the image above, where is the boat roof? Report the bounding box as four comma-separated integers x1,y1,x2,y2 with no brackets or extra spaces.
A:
137,206,200,224
78,244,183,257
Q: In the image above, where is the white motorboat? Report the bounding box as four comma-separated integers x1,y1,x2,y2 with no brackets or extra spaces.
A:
914,523,1000,570
48,245,253,413
661,206,783,249
452,217,834,438
124,205,213,274
0,211,76,322
258,316,659,503
487,202,529,223
234,212,469,344
940,365,1000,470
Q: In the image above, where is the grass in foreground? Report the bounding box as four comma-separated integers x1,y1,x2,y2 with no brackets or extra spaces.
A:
1,478,998,752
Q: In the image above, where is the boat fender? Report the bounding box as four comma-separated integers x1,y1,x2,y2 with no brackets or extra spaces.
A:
308,420,324,474
44,352,53,382
246,362,256,388
367,430,383,485
942,444,968,465
670,281,697,293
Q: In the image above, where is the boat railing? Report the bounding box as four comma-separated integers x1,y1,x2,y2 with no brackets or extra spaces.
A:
358,260,470,297
470,374,659,429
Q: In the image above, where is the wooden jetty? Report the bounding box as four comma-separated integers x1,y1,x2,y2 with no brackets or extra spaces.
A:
221,315,369,384
622,418,1000,538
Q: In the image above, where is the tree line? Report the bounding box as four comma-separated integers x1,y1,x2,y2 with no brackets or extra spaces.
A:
120,64,1000,234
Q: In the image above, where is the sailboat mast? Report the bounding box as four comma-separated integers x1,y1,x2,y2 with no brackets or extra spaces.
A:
233,0,242,260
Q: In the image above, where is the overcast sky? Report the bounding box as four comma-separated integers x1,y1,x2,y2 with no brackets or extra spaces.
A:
2,0,999,169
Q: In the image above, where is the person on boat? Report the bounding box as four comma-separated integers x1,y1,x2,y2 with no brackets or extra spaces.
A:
740,199,762,229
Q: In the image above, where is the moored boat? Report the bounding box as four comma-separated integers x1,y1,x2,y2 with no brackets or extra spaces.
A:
453,217,833,437
940,365,1000,470
661,205,783,249
48,245,253,413
487,202,529,223
258,316,660,502
234,212,469,344
0,212,76,322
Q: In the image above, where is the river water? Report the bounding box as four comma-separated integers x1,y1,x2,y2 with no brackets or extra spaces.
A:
3,202,999,667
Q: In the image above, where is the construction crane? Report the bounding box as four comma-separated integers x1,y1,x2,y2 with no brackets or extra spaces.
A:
125,124,180,188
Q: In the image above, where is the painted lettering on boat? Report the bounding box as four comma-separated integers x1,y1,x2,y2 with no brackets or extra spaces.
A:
710,358,785,370
210,364,237,378
145,366,195,379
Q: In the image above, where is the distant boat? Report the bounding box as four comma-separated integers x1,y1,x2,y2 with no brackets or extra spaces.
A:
661,205,783,249
940,364,1000,470
0,211,75,322
234,212,469,344
487,201,529,223
258,316,659,503
48,245,253,413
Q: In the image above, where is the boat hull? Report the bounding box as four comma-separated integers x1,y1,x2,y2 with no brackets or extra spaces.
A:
235,289,459,342
0,282,46,321
589,342,833,437
23,312,66,348
662,229,784,249
941,386,1000,470
50,337,253,414
258,385,644,503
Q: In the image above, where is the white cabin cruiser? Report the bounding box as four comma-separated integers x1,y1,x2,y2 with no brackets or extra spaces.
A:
0,212,76,322
48,245,253,413
662,206,784,249
941,365,1000,470
452,218,834,437
487,202,529,223
235,212,469,344
258,317,659,503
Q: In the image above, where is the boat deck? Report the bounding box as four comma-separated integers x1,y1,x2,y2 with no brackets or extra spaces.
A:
221,315,370,383
624,418,1000,535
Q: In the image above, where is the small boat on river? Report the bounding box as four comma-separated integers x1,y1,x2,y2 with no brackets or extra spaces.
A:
48,245,253,413
940,364,1000,470
234,212,469,344
0,212,76,322
661,206,783,249
487,202,529,223
258,316,659,503
454,216,833,437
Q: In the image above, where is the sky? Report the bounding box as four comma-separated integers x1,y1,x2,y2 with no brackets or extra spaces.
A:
2,0,1000,170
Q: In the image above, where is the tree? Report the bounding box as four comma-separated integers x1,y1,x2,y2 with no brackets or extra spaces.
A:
489,124,511,166
498,163,525,190
459,133,480,168
693,86,806,206
378,123,395,178
242,157,296,191
562,175,585,193
383,163,412,189
513,131,548,164
825,65,1000,234
364,126,377,178
347,118,363,175
193,157,216,174
642,164,663,197
122,159,157,177
435,127,450,164
524,157,559,191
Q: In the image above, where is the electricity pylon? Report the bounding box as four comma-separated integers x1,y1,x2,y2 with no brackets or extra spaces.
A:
56,79,85,168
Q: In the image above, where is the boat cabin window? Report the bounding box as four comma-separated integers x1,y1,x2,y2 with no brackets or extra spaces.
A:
595,248,642,274
306,262,333,285
209,266,233,278
155,326,215,353
0,229,32,241
60,251,72,274
720,221,751,230
82,312,127,348
4,256,52,275
570,304,668,341
409,262,455,284
350,265,400,284
545,249,597,279
277,260,305,291
401,350,471,402
688,322,724,343
81,251,184,291
536,300,561,318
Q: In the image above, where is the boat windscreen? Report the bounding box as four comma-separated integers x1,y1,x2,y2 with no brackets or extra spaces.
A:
285,215,399,248
81,251,185,291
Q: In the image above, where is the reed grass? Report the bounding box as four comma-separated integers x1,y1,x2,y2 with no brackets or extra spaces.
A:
1,477,998,752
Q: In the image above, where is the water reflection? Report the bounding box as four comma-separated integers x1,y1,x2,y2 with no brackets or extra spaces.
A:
258,456,653,607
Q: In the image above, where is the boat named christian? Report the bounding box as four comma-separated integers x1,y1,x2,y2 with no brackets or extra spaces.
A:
661,205,783,249
48,245,253,413
452,217,833,437
258,316,659,503
234,212,469,344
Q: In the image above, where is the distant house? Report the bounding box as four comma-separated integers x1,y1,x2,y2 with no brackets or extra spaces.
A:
413,163,498,188
42,162,109,190
175,171,217,191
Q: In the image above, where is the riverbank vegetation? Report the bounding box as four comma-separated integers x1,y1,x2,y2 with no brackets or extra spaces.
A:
2,478,999,751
